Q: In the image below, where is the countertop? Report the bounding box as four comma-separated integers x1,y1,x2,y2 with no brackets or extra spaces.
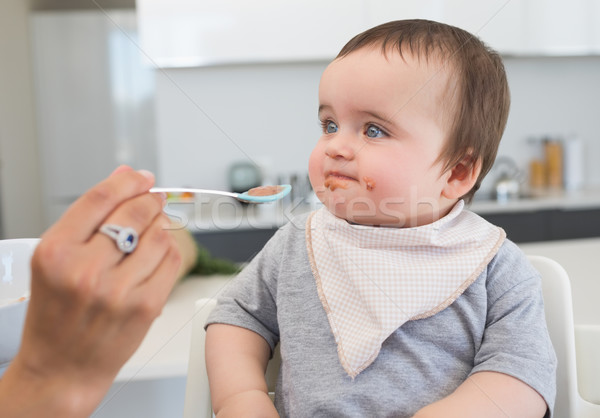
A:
115,276,235,381
469,187,600,214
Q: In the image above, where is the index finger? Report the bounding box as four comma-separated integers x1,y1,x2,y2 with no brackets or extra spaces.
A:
45,168,157,243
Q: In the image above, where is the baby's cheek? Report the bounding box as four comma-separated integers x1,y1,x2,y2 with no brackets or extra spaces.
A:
366,173,408,204
308,147,324,190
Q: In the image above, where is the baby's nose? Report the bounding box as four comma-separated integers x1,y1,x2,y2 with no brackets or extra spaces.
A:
325,132,356,160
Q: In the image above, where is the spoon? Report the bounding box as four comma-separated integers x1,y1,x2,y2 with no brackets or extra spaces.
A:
150,184,292,203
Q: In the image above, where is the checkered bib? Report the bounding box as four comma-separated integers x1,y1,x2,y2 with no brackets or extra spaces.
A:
305,201,506,378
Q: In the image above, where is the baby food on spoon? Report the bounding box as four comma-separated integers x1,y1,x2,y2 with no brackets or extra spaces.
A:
247,185,286,196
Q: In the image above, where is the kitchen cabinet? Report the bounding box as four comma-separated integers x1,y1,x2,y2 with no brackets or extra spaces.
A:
195,207,600,262
369,0,600,56
367,0,528,54
517,0,600,55
136,0,366,67
471,189,600,242
192,197,600,261
193,228,278,264
480,208,600,243
137,0,600,68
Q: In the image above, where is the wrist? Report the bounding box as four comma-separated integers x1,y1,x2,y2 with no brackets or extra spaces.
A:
0,354,114,418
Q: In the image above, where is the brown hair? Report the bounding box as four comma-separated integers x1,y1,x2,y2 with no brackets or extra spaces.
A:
337,19,510,203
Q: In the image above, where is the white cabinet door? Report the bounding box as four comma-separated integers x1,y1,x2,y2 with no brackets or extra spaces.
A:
138,0,600,66
368,0,600,56
522,0,600,55
366,0,532,55
137,0,367,67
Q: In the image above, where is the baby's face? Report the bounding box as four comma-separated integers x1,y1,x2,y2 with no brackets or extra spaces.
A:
309,47,456,227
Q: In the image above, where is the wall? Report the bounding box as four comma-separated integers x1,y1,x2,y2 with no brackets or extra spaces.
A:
0,0,44,238
154,55,600,195
154,62,327,192
499,56,600,192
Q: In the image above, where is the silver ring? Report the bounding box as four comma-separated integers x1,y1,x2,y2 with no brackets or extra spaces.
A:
99,224,139,254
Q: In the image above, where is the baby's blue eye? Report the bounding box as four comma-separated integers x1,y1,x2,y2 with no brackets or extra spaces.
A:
366,124,383,138
325,121,338,134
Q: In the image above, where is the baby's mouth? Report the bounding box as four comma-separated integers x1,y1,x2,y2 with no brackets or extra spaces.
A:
324,172,355,191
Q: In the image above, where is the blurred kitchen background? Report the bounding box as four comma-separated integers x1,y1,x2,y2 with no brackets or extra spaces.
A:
3,2,600,416
2,0,600,250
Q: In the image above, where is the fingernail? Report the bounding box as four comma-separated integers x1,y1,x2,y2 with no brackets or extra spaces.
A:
110,165,132,177
158,192,168,206
137,169,155,181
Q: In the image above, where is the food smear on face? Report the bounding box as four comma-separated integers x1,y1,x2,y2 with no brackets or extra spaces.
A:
247,185,285,196
363,177,376,191
324,178,350,191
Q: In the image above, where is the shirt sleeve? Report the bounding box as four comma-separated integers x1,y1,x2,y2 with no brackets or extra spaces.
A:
470,241,557,417
205,225,287,353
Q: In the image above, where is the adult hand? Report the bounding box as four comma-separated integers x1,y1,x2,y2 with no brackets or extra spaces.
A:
0,166,182,417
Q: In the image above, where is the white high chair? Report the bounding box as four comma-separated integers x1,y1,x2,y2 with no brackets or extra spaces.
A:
183,257,600,417
528,255,600,417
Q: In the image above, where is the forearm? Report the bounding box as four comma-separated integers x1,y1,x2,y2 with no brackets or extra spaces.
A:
206,324,278,418
413,371,547,418
215,390,277,418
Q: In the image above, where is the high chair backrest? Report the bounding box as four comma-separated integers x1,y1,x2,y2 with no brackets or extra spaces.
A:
528,255,600,418
528,255,579,417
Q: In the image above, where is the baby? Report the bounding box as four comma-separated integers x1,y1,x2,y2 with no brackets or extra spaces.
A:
205,20,556,418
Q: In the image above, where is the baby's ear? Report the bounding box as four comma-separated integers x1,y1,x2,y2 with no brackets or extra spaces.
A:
442,156,482,199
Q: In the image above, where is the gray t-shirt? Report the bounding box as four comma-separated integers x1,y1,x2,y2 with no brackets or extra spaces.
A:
207,213,557,417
